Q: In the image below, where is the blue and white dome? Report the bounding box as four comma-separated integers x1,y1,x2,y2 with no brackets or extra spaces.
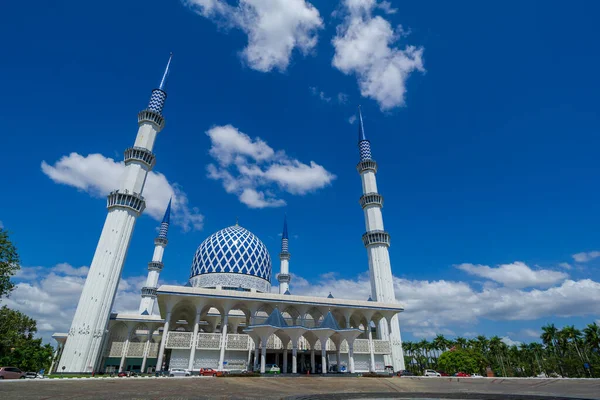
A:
189,225,272,292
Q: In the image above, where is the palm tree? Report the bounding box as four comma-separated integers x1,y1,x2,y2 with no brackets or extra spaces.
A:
541,323,565,376
489,336,507,376
584,322,600,352
455,337,467,349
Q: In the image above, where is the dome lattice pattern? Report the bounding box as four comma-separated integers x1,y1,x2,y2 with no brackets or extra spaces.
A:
190,225,271,281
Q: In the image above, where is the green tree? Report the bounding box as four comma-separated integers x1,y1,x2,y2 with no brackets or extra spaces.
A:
437,349,483,375
0,228,20,298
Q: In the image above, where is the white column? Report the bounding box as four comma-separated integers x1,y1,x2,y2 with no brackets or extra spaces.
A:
283,348,288,374
254,343,260,371
260,339,267,373
368,328,376,372
321,347,327,374
336,349,341,372
292,346,298,374
156,312,171,371
310,349,316,374
119,337,130,373
188,313,201,372
349,342,355,373
141,330,152,374
218,315,228,371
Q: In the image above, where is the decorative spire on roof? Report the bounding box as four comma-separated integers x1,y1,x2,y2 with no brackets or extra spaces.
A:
367,295,373,302
327,292,334,299
158,198,171,239
357,106,372,161
284,289,291,295
147,53,173,115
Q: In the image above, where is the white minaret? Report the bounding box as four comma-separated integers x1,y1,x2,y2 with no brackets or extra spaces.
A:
356,107,405,371
58,54,173,373
139,199,171,315
277,215,291,294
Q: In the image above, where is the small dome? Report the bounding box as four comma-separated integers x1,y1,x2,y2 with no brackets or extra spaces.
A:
189,225,272,292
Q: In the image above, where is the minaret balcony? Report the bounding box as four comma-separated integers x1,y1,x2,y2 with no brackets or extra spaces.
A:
357,160,378,174
106,190,146,215
359,193,384,209
141,287,157,297
148,261,164,271
362,230,391,247
277,273,291,284
154,237,168,246
124,146,156,169
138,109,165,131
279,251,291,260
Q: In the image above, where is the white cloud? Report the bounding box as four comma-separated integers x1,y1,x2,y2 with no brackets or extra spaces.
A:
332,0,424,110
286,267,600,338
310,86,332,102
348,115,357,124
52,263,89,277
377,1,397,14
206,125,335,208
522,328,540,338
456,262,568,289
182,0,323,72
572,251,600,263
501,336,521,347
337,93,349,104
41,153,203,231
3,263,154,343
558,262,572,270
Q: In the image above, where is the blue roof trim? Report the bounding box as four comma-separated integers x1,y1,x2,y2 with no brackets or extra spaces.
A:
264,308,289,328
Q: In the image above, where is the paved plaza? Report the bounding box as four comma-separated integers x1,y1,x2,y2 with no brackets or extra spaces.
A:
1,376,600,400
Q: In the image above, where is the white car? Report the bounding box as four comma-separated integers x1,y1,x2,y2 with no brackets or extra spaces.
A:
264,364,281,374
169,368,190,377
471,373,483,378
424,369,441,377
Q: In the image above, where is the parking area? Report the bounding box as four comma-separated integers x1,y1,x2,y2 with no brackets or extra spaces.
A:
1,376,599,400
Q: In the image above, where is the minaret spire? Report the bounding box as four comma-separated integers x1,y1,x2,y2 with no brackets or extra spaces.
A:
357,106,372,161
147,53,173,115
139,199,171,315
158,53,173,91
58,54,173,373
356,108,405,371
278,214,291,294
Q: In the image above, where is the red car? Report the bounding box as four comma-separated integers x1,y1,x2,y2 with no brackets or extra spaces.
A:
198,368,224,377
454,372,471,377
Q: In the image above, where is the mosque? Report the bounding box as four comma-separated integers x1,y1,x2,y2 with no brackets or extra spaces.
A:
52,55,406,375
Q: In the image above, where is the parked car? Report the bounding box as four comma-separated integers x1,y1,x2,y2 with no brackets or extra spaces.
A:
454,372,471,377
264,364,281,374
24,372,44,379
169,368,191,377
396,370,415,377
199,368,223,377
471,373,484,378
438,371,449,376
424,369,441,377
0,367,25,379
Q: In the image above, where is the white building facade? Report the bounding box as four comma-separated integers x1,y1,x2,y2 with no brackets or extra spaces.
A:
54,58,406,374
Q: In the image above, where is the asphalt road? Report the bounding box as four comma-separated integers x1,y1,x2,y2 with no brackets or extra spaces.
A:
1,376,599,400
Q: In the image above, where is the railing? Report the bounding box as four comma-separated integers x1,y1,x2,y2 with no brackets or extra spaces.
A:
226,334,250,351
373,339,391,354
196,333,221,350
165,331,192,349
353,339,371,354
126,341,146,357
362,230,390,247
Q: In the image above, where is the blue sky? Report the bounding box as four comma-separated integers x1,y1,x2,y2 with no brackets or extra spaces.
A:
1,0,600,344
